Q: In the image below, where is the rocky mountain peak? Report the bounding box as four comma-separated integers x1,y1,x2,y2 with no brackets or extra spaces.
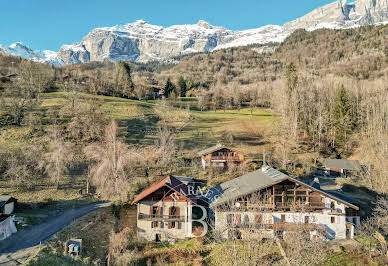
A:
2,0,387,65
197,20,213,29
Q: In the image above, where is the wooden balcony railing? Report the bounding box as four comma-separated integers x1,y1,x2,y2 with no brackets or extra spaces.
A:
274,202,326,209
232,223,274,230
217,202,326,212
273,222,325,234
210,156,241,161
138,213,185,222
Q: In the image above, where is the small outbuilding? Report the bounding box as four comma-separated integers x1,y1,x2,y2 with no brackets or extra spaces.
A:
324,159,361,178
0,196,17,215
0,215,17,240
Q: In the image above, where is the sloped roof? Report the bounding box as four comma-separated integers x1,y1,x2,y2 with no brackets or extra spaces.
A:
0,196,16,208
324,159,361,170
209,167,288,207
197,144,232,156
209,167,359,210
132,176,199,204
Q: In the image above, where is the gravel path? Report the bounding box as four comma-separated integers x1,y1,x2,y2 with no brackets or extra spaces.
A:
0,201,110,265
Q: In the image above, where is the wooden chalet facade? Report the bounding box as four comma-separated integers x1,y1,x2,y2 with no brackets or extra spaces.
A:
133,176,206,242
210,167,360,240
198,144,244,169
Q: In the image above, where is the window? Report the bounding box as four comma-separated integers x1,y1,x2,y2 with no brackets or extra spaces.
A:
151,221,158,228
226,214,233,225
243,215,250,224
331,216,335,223
169,206,180,218
330,202,335,210
305,216,309,224
281,214,286,223
152,206,159,218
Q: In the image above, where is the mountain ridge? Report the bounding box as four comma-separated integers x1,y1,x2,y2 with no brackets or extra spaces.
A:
1,0,387,65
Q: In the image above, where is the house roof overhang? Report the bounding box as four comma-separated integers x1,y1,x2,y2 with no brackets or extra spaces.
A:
132,176,198,205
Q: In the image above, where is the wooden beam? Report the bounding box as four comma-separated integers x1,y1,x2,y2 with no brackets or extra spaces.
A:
294,187,296,204
272,185,275,208
306,190,310,204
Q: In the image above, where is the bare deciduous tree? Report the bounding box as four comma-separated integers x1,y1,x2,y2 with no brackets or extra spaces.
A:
42,126,73,189
84,121,138,200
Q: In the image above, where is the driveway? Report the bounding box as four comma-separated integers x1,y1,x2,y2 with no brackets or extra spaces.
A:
0,201,110,265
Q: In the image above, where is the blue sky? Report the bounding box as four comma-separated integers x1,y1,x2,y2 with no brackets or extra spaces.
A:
1,0,339,51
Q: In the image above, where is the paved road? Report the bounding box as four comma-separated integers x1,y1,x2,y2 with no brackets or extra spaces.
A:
0,201,110,265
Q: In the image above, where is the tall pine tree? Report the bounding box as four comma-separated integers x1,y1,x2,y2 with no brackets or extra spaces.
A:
114,61,134,98
285,62,298,95
178,76,187,97
163,78,176,98
334,85,353,148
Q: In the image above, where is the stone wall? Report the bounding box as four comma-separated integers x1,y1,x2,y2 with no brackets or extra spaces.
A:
137,200,192,241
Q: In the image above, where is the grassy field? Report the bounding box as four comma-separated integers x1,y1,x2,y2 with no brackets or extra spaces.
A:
37,92,278,153
0,91,277,154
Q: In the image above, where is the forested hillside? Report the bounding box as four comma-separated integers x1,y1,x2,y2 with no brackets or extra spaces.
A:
1,23,388,266
0,25,387,196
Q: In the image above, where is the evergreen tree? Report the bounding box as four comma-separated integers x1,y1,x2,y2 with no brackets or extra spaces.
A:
334,85,353,148
163,78,176,98
178,76,187,97
285,62,298,95
114,61,134,98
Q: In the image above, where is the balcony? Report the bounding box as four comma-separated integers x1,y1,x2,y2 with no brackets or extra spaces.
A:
138,213,185,222
218,202,325,212
273,222,325,234
233,223,274,230
210,156,241,161
274,202,326,210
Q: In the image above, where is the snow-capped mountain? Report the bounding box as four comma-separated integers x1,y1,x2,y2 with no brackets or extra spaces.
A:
0,42,64,65
56,20,288,64
2,0,387,65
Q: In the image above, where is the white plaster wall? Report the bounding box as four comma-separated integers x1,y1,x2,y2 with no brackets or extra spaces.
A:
215,197,350,240
4,202,14,215
0,216,17,240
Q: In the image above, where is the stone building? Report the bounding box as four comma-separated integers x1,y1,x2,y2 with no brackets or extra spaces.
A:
133,175,206,242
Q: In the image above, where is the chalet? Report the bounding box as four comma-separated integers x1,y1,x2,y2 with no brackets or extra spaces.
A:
209,167,360,240
197,144,244,169
324,159,361,178
132,176,207,242
0,196,17,215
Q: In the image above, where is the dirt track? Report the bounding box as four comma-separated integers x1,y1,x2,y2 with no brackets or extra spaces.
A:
0,201,110,265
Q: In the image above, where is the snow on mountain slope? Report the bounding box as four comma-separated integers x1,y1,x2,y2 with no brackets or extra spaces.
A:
56,0,388,64
2,0,387,65
0,42,64,65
